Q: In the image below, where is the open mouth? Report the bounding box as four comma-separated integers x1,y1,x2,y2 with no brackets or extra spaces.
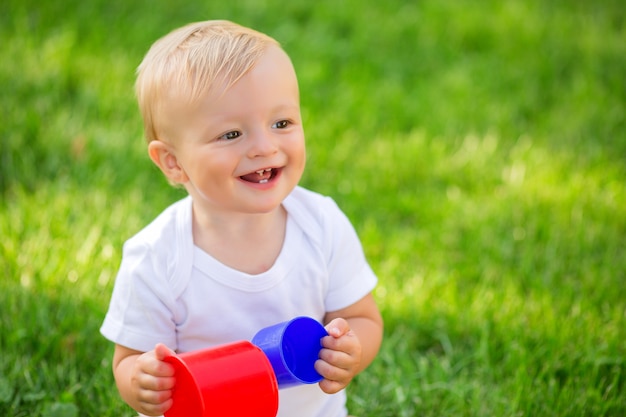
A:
240,168,278,184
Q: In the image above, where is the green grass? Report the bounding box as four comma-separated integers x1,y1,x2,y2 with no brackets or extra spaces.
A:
1,0,624,416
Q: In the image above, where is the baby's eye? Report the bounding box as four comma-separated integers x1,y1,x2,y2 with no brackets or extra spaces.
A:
219,130,241,140
272,120,290,129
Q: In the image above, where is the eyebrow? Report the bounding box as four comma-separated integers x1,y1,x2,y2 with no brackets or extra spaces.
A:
271,102,301,112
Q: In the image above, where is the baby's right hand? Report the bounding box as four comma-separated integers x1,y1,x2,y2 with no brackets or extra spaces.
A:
131,343,176,416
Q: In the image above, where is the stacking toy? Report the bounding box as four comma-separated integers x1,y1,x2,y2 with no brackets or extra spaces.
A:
163,317,328,417
163,341,278,417
252,316,328,388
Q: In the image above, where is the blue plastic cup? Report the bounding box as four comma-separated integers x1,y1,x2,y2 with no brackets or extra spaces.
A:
252,316,329,388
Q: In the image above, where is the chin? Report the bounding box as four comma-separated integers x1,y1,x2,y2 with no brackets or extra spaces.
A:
249,193,290,214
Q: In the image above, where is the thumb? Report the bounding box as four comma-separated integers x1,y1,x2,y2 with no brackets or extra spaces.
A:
325,318,350,338
155,343,175,361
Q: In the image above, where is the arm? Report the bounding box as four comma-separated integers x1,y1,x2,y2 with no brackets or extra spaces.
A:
112,343,176,416
317,292,384,394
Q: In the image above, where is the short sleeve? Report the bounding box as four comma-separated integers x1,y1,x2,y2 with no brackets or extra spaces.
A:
322,197,378,312
100,239,179,352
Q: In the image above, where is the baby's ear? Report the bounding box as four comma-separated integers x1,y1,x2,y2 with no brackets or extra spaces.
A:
148,140,188,184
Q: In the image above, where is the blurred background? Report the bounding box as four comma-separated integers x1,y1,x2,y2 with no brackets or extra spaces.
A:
1,1,624,416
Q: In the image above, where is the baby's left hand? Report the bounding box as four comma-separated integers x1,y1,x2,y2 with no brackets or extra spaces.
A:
315,318,362,394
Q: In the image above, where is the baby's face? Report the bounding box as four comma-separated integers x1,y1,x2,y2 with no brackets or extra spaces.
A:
162,45,306,215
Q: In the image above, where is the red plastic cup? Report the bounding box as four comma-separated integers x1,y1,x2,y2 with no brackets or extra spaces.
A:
163,341,279,417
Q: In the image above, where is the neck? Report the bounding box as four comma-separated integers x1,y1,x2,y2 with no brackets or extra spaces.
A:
191,203,288,274
192,204,285,240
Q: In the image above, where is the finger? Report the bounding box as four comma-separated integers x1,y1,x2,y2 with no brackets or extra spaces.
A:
320,330,360,357
157,376,176,391
138,397,174,416
318,377,347,395
315,357,352,381
141,345,175,378
137,383,174,404
155,343,176,360
318,347,353,370
315,360,352,394
325,318,350,338
138,372,177,392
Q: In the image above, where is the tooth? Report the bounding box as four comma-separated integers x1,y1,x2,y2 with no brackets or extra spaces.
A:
259,179,268,184
265,168,272,172
256,170,264,176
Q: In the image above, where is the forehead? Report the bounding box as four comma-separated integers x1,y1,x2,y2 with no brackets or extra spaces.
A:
169,44,296,104
213,45,299,110
207,46,296,100
156,45,299,140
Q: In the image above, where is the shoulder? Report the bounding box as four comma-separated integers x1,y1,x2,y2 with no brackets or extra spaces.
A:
126,196,192,251
284,187,344,228
284,186,356,249
120,196,193,294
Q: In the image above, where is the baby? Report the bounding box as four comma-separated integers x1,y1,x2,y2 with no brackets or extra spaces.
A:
100,20,383,417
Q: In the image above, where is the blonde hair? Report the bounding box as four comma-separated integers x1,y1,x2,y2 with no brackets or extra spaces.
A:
135,20,280,143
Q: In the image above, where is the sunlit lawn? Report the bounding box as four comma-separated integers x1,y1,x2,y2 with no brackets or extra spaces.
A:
1,1,624,416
